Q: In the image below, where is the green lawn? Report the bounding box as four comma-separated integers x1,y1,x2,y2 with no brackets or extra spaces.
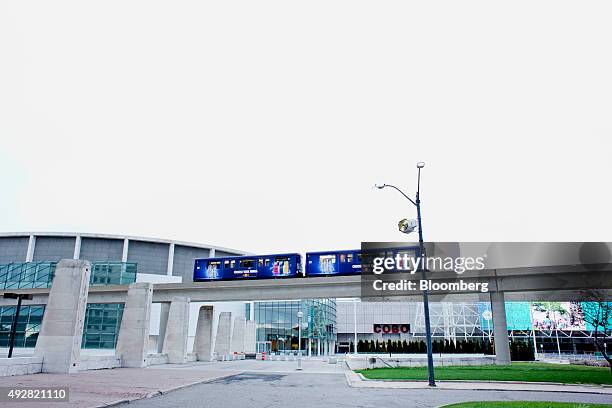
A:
356,363,612,385
440,403,611,408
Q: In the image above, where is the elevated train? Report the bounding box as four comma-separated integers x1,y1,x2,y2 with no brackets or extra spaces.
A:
193,247,420,281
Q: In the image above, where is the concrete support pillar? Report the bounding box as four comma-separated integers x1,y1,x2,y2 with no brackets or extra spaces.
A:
214,312,232,358
231,316,246,354
115,282,153,367
162,297,190,364
317,339,321,356
330,340,336,355
244,320,257,354
209,248,216,258
308,339,312,357
193,306,214,361
157,302,170,353
491,291,511,365
34,259,90,373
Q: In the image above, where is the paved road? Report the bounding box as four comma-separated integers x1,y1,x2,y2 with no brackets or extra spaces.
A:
119,370,612,408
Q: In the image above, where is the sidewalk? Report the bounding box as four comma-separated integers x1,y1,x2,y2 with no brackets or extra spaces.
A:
345,371,612,394
0,367,241,408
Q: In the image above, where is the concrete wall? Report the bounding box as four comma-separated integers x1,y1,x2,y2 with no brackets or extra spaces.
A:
214,312,232,358
162,297,190,363
34,259,90,373
32,236,75,262
0,357,43,376
0,236,28,263
193,306,214,361
79,238,123,262
230,316,246,354
245,320,257,354
345,354,496,370
127,240,169,275
115,283,153,367
172,245,210,282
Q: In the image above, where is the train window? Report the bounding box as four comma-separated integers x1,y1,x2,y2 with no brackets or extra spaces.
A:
347,254,353,263
264,258,270,266
319,254,336,273
357,253,362,262
224,260,235,269
340,254,346,263
258,259,264,268
239,259,255,268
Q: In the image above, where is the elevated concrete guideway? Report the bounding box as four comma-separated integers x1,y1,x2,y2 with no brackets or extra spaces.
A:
1,265,610,305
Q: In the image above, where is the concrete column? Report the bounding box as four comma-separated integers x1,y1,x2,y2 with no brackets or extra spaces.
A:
214,312,232,358
249,302,255,320
244,320,257,354
34,259,90,373
162,296,190,364
491,291,511,365
308,339,311,357
166,243,175,276
122,239,129,262
330,340,336,355
317,339,321,356
157,302,170,353
193,306,214,361
209,248,216,258
115,282,153,367
231,316,246,354
73,235,81,260
26,235,36,262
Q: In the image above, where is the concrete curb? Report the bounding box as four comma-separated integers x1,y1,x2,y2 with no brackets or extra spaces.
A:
345,371,612,395
92,371,243,408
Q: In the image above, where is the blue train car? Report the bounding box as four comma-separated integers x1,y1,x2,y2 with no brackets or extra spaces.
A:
305,246,421,276
305,249,363,276
193,253,302,281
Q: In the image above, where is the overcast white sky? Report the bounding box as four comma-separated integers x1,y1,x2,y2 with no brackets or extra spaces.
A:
1,1,611,254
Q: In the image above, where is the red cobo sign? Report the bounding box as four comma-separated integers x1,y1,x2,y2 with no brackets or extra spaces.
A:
373,324,410,334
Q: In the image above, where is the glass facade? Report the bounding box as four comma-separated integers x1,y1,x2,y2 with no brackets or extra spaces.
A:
0,261,134,350
0,303,124,350
89,262,137,286
0,261,137,290
82,303,124,349
254,299,336,354
0,305,45,348
0,262,56,289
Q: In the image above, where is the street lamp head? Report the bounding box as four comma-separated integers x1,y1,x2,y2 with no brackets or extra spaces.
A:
417,161,425,169
297,311,303,319
398,218,418,234
374,184,386,189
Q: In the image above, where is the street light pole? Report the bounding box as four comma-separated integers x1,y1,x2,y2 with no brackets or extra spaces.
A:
4,293,33,358
375,161,436,387
415,164,436,387
297,311,303,370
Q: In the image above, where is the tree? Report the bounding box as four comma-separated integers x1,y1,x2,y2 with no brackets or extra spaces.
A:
581,291,612,375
